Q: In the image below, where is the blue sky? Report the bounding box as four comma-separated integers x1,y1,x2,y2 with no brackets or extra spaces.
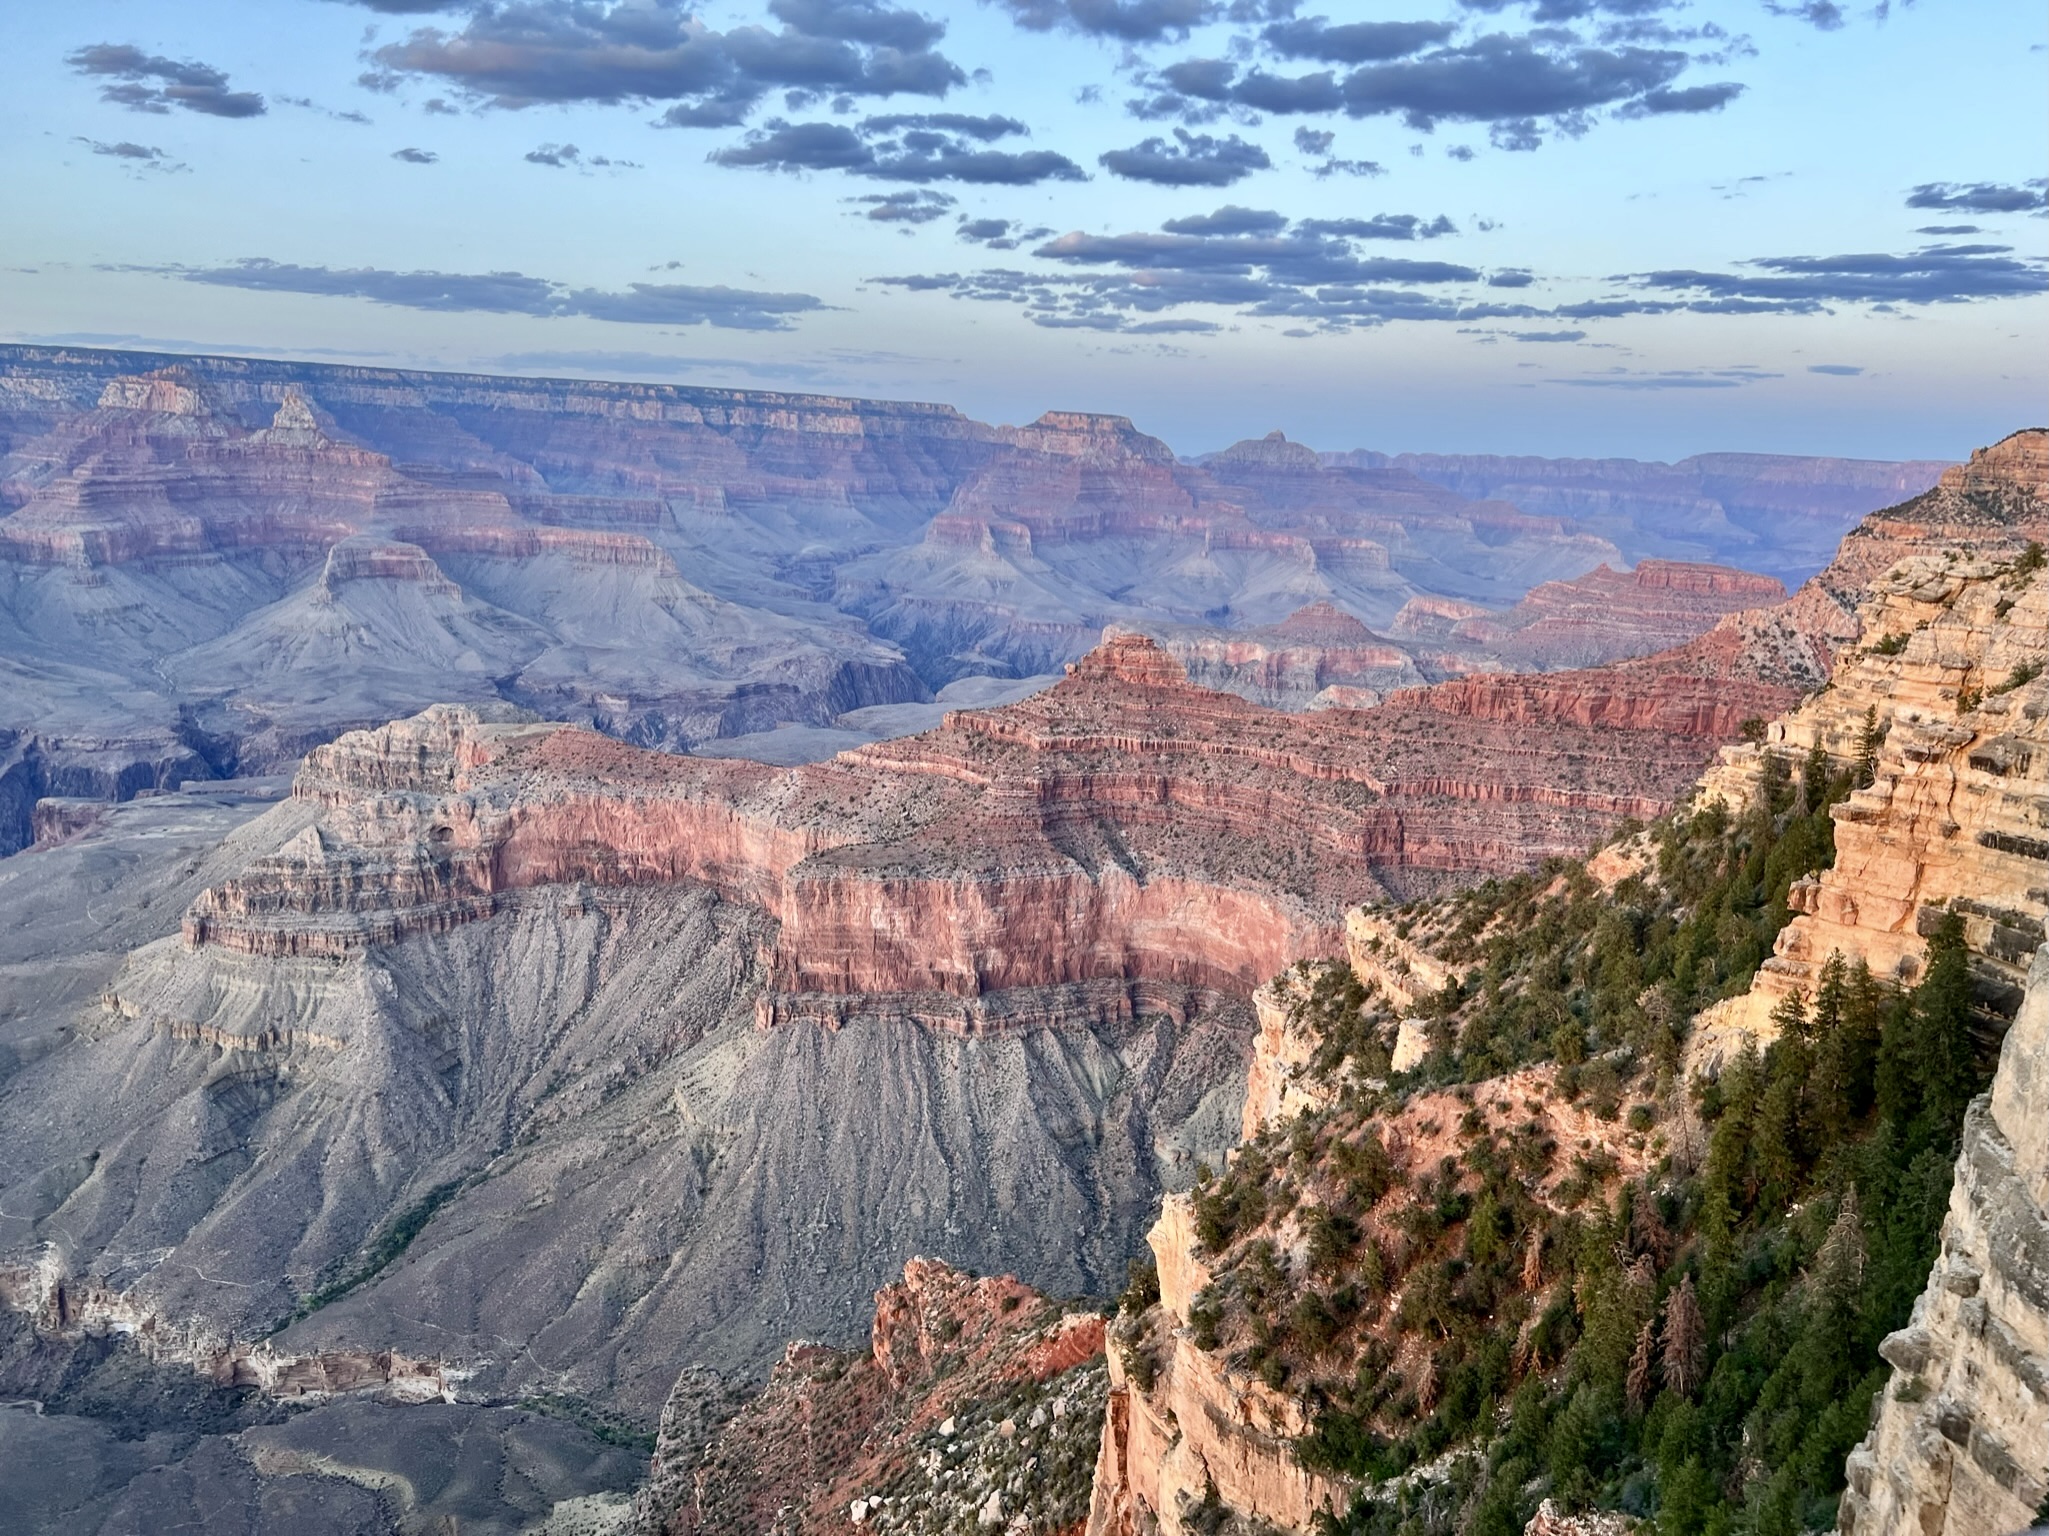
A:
3,0,2043,460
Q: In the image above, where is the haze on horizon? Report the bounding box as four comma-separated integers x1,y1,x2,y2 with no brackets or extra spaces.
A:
2,0,2043,462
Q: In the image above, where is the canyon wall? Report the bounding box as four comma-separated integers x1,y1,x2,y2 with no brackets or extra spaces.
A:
1840,946,2049,1536
0,347,1944,857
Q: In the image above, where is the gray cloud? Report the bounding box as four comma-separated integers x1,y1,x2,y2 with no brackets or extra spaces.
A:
1341,35,1690,132
67,43,266,118
1906,180,2048,214
1622,81,1745,114
1636,242,2049,308
853,188,957,221
957,216,1055,248
1807,363,1863,375
1549,367,1782,389
168,257,823,330
488,349,832,382
366,0,963,126
1100,129,1272,186
1764,0,1844,29
1297,213,1458,239
1263,17,1457,62
994,0,1218,42
1162,205,1290,236
77,138,171,164
713,115,1086,182
392,146,439,163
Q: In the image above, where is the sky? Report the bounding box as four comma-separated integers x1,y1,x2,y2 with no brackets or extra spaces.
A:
1,0,2043,461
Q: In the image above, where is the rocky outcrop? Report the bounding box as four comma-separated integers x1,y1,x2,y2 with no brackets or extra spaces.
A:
175,633,1752,1017
1840,946,2049,1536
1436,560,1786,672
642,1259,1107,1536
0,1250,450,1404
1140,604,1425,711
1689,543,2049,1051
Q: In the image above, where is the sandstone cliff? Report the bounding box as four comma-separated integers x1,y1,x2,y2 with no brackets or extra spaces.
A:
1840,947,2049,1536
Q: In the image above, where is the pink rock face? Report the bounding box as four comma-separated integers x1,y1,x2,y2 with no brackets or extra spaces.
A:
182,631,1762,1025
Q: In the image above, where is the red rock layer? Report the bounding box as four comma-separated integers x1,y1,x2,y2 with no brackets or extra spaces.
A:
1440,559,1787,671
181,633,1761,1023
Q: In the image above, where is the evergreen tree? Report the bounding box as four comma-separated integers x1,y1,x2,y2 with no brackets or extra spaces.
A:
1662,1279,1705,1399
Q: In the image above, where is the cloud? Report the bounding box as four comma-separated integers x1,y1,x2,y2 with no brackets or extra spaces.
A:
1621,81,1745,114
1099,129,1272,186
67,43,266,118
1506,328,1586,340
956,215,1054,247
1549,367,1782,389
1292,126,1334,154
76,138,177,169
1905,180,2048,214
392,146,439,163
488,349,832,383
166,257,824,330
323,1,470,11
1338,34,1697,135
524,142,642,169
1312,155,1387,177
994,0,1218,42
1296,213,1458,239
1162,205,1291,236
1263,17,1456,63
1764,0,1844,29
853,188,957,221
1635,242,2049,308
1914,224,1980,236
1807,363,1863,375
367,0,964,126
713,115,1086,182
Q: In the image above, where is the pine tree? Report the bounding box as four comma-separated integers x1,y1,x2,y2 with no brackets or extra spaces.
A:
1807,951,1854,1147
1801,742,1831,815
1631,1184,1673,1267
1662,1277,1706,1398
1626,1319,1658,1410
1913,912,1978,1137
1856,706,1885,787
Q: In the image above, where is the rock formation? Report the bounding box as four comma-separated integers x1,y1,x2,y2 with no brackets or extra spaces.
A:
641,1258,1107,1536
0,349,1947,858
1840,947,2049,1536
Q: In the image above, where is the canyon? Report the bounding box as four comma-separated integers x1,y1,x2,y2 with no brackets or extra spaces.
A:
0,344,2025,1536
0,345,1940,855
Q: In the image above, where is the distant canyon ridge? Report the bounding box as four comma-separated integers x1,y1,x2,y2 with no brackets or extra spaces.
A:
0,344,1947,855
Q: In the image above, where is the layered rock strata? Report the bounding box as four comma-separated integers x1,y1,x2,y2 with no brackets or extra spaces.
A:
1690,547,2049,1047
177,633,1755,1017
1840,945,2049,1536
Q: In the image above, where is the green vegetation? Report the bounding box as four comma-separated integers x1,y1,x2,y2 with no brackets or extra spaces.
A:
521,1392,659,1454
1869,632,1908,656
287,1177,466,1323
1165,753,2004,1536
